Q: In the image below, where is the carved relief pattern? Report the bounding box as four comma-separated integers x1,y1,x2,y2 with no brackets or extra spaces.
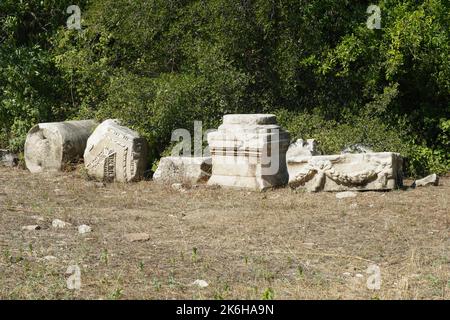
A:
291,158,391,191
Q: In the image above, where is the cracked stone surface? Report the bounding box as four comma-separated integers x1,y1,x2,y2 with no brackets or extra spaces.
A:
25,120,98,173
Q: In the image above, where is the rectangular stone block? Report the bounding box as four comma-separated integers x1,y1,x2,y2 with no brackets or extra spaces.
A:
288,152,403,192
153,157,212,184
207,114,290,190
25,120,98,173
84,119,148,182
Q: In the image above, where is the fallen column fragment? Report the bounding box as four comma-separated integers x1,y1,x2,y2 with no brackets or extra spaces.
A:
25,120,97,173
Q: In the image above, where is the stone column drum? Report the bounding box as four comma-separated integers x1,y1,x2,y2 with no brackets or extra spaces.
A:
25,120,98,173
207,114,290,190
83,119,148,182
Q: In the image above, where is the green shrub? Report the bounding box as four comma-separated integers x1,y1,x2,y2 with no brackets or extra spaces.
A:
1,0,448,176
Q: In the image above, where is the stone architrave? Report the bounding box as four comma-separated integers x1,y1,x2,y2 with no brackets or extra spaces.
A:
153,157,212,184
288,152,403,192
207,114,290,191
84,119,148,182
25,120,98,173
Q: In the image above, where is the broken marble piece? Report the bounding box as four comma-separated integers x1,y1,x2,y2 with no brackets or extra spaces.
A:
0,149,18,167
414,174,439,187
83,119,148,182
288,152,403,192
207,114,290,191
153,157,212,184
24,120,98,173
286,139,320,158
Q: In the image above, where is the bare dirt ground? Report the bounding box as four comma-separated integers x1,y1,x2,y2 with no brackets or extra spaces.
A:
0,167,448,300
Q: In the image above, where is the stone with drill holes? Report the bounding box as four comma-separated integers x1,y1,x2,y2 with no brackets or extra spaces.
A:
207,114,290,190
24,120,97,173
153,157,212,184
288,152,403,192
83,119,148,183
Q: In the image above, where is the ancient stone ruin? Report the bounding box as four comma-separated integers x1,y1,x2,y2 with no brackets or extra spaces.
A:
207,114,290,190
83,119,148,182
153,157,212,185
288,152,403,192
24,120,97,173
3,113,442,195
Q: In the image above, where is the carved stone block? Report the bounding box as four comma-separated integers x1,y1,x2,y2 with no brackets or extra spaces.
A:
288,152,403,192
207,114,290,190
84,120,148,182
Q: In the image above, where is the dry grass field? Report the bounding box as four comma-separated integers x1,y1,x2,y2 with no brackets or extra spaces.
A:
0,167,448,300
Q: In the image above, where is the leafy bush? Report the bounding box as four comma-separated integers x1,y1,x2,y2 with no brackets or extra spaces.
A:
0,0,86,150
1,0,448,176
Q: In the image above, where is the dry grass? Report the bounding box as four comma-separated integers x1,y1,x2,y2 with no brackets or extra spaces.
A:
0,167,448,300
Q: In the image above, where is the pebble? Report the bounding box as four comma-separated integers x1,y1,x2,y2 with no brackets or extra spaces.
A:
192,279,209,288
78,225,92,234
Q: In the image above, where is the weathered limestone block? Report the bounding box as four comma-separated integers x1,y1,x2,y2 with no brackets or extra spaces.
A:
207,114,290,190
84,119,148,182
25,120,97,173
288,152,403,192
0,149,18,167
286,139,320,158
153,157,212,184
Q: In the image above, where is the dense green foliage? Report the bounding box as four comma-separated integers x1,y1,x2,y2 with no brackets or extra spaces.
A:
1,0,449,176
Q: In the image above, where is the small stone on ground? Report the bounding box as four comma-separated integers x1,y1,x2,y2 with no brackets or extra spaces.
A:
125,233,150,242
22,225,41,231
415,174,439,187
336,191,357,199
78,225,92,234
192,279,209,288
52,219,71,228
